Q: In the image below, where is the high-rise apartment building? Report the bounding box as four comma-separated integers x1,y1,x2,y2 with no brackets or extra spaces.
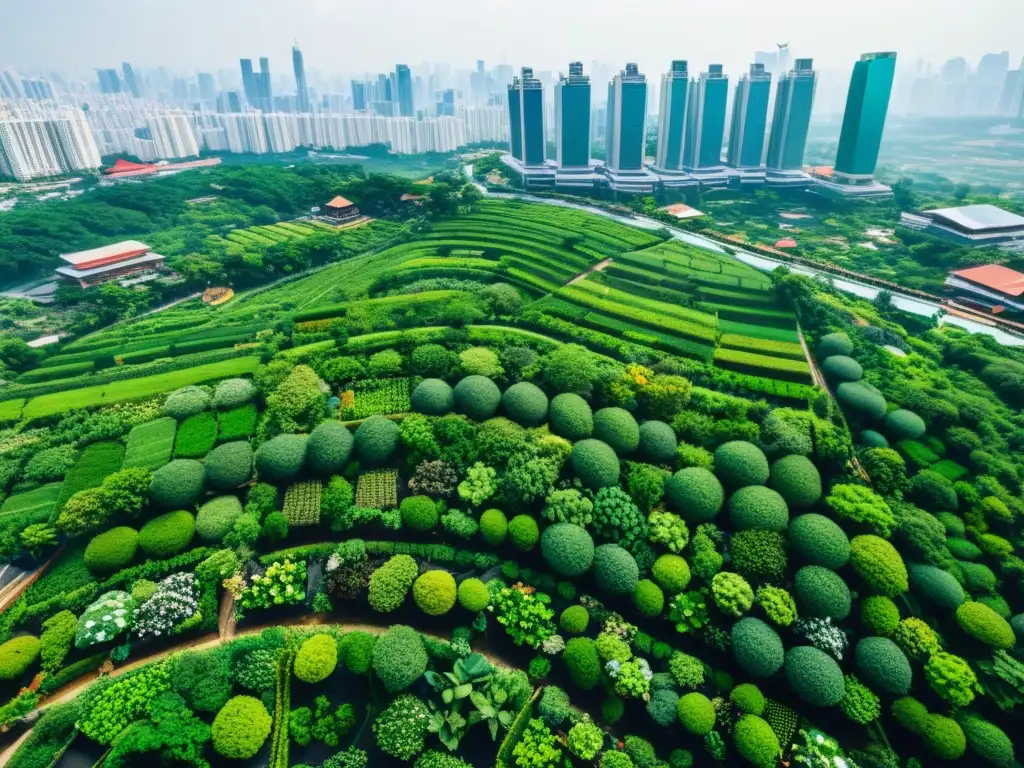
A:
240,59,257,106
293,44,310,113
0,105,102,181
352,81,368,111
507,67,545,165
396,65,414,117
683,64,729,170
198,73,217,103
727,63,772,168
834,52,897,180
122,63,141,98
97,69,122,94
606,63,647,172
554,62,591,168
653,61,690,172
257,58,273,113
766,59,817,172
436,89,456,117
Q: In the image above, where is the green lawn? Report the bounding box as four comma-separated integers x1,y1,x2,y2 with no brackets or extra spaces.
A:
122,417,177,471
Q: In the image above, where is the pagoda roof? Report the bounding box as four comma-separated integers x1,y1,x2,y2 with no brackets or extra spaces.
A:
325,195,355,208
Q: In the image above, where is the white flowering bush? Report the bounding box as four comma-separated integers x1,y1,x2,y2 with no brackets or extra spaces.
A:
795,617,848,660
75,590,134,648
134,573,199,640
542,634,566,656
240,559,307,610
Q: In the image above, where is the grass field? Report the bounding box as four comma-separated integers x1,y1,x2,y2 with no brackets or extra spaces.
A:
51,441,126,518
0,482,64,523
122,417,177,471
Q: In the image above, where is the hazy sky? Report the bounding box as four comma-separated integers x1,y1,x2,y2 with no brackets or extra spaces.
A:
2,0,1021,78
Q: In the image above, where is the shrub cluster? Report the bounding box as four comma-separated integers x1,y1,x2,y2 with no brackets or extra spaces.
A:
788,513,850,568
411,379,455,416
665,467,724,522
541,523,595,578
138,510,195,558
768,455,821,508
549,393,593,441
294,634,338,683
354,416,400,464
731,618,785,678
728,486,789,532
785,646,845,706
714,441,769,489
412,571,457,616
305,421,354,476
593,407,640,454
372,625,428,692
501,382,549,426
204,441,254,490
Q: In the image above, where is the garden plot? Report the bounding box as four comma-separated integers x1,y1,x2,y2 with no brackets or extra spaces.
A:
122,417,177,470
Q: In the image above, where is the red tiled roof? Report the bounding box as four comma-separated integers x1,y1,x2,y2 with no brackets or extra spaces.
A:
951,264,1024,297
774,239,798,248
325,195,355,208
105,158,155,174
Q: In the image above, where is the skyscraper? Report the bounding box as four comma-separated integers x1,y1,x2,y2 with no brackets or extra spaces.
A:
654,60,690,172
257,58,274,113
683,64,729,170
97,69,122,94
240,59,257,106
834,52,897,180
507,76,523,160
352,81,368,111
766,58,817,172
606,63,647,172
507,67,545,165
396,65,414,117
293,44,310,113
198,73,217,103
555,62,591,169
122,63,141,98
727,63,772,168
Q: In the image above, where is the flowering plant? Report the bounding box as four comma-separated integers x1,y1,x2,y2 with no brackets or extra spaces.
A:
134,573,199,640
75,590,134,649
794,617,848,660
240,559,307,610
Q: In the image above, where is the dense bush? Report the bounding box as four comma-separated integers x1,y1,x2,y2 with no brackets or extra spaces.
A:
647,688,681,728
955,602,1016,649
633,580,665,618
196,496,244,542
204,441,254,490
501,382,549,427
818,332,853,357
305,421,354,476
885,409,926,441
211,696,272,759
593,407,640,454
665,467,724,522
452,375,501,420
957,714,1014,768
372,625,427,692
354,416,400,464
860,595,901,636
541,523,595,578
149,459,206,509
676,692,715,735
855,637,912,695
212,378,256,410
0,635,41,680
294,634,339,683
730,683,766,716
909,470,958,512
892,696,929,734
341,631,375,675
479,508,507,545
734,715,780,768
860,430,889,448
560,605,590,634
922,715,966,760
412,571,457,616
639,420,677,464
731,618,785,677
410,343,454,377
164,385,212,419
571,439,621,490
368,554,419,613
83,527,139,574
400,495,439,532
254,434,307,483
768,455,821,508
457,578,490,612
907,563,965,610
788,513,850,568
785,646,845,706
563,637,601,690
549,393,593,441
411,379,455,416
727,486,788,532
138,510,195,558
948,538,983,561
593,544,639,597
652,554,691,593
731,530,788,583
850,535,908,597
836,381,887,420
925,651,980,707
794,566,852,620
507,514,539,550
714,441,769,489
821,355,863,383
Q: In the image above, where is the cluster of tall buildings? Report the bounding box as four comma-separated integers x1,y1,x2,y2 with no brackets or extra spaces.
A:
903,52,1024,117
0,103,102,182
505,52,897,197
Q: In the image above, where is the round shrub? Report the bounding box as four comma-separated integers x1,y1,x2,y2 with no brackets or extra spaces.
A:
507,515,539,551
372,625,427,692
593,407,640,454
665,467,724,522
962,563,998,596
341,631,375,674
353,416,400,464
164,385,211,419
84,527,139,574
955,602,1015,650
885,409,926,440
732,618,785,678
196,496,244,542
592,544,639,597
452,375,501,420
639,420,677,464
651,554,691,593
501,382,549,427
549,393,593,441
294,634,338,683
633,580,665,618
788,513,850,568
785,646,845,706
850,535,908,597
456,578,490,612
730,683,766,716
571,439,620,490
948,537,983,560
139,510,195,558
150,459,206,509
411,379,454,416
714,441,769,489
560,606,590,634
728,486,789,532
305,421,354,476
958,714,1014,768
400,495,439,532
909,470,958,512
860,430,889,448
0,635,41,680
541,523,595,578
413,571,457,616
732,530,788,583
860,595,901,635
734,715,780,768
647,688,680,728
410,343,453,377
821,355,863,383
768,455,821,508
922,715,966,760
818,332,853,357
254,434,307,483
563,637,600,690
935,512,965,537
212,378,255,410
794,565,852,620
836,381,887,420
908,563,966,610
212,696,272,759
892,696,930,734
204,441,254,490
677,692,715,735
479,508,508,545
855,637,912,695
978,594,1012,619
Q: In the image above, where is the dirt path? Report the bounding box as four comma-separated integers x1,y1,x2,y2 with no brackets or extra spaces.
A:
566,257,612,286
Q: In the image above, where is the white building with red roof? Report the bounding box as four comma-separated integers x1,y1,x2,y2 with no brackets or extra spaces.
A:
55,240,165,288
946,263,1024,315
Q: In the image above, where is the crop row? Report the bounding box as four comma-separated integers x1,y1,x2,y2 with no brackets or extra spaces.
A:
423,228,593,270
615,253,757,290
340,377,412,420
475,200,663,248
218,404,259,441
292,289,469,322
174,411,219,458
398,256,498,271
574,311,717,362
44,324,261,366
122,417,177,471
713,346,812,384
718,333,806,360
703,301,798,329
557,285,719,343
449,212,635,256
573,278,716,327
283,480,322,526
17,361,95,383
